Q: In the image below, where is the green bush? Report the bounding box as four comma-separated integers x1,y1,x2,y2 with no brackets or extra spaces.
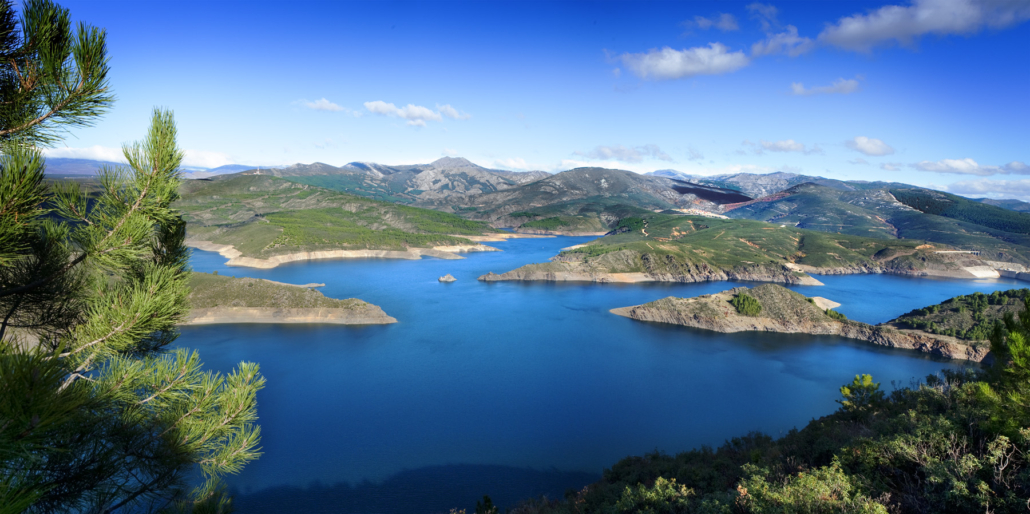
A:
731,294,762,316
826,309,847,321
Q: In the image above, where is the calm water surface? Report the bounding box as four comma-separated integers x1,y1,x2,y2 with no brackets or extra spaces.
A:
181,236,1023,512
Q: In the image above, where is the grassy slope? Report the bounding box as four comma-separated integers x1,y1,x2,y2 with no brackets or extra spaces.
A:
178,175,495,258
555,214,938,274
188,272,369,310
728,183,1030,265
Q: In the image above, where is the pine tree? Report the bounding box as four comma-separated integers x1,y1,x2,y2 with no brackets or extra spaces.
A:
0,1,264,512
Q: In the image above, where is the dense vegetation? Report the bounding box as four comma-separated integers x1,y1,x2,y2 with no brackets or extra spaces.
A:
892,289,1029,341
508,297,1030,513
892,188,1030,236
730,294,761,316
520,217,572,230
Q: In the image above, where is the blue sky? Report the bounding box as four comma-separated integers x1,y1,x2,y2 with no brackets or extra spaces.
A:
44,0,1030,198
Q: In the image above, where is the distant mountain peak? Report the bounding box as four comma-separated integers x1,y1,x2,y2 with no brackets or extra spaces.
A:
428,156,475,168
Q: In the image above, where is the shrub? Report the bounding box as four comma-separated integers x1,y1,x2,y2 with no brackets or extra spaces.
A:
731,294,762,316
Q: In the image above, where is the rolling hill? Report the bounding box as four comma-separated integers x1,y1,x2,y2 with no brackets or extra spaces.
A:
177,174,499,261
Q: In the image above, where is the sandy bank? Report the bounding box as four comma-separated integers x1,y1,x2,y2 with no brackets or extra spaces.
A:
514,229,609,236
460,233,555,242
184,306,397,325
187,240,499,269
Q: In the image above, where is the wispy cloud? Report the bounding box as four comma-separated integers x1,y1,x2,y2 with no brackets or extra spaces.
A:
881,162,903,171
845,136,895,156
791,77,861,96
686,13,740,32
912,158,1029,176
437,104,472,120
301,98,345,112
747,3,780,31
945,178,1030,201
617,43,749,81
818,0,1030,52
743,139,822,155
849,157,870,165
575,144,673,163
363,101,471,127
751,25,815,57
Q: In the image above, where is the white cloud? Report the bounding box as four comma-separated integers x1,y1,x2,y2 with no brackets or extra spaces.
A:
747,3,779,31
364,100,471,126
818,0,1030,52
846,136,895,156
849,157,870,165
576,144,673,163
686,147,705,162
437,104,472,120
751,26,815,57
945,178,1030,201
912,158,1030,176
492,157,531,170
881,162,903,171
617,43,750,81
791,77,861,96
44,145,237,169
183,150,235,169
743,139,821,155
44,145,127,163
301,98,345,112
691,13,740,31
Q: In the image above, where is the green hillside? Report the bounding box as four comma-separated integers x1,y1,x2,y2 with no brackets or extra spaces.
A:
559,214,940,272
891,187,1030,235
177,175,495,258
727,183,1030,265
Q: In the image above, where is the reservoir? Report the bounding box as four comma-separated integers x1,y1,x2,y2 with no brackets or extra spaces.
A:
182,236,1022,513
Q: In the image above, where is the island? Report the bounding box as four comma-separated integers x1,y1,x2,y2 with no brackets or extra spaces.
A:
480,215,1007,286
610,283,1001,361
184,272,396,325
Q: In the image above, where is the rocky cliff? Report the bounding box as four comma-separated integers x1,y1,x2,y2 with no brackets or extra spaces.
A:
610,284,988,361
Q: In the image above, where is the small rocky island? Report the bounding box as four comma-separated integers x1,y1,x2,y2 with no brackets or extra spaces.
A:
439,274,457,282
610,284,990,361
185,272,396,325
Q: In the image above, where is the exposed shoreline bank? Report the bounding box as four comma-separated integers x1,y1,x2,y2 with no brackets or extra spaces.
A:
187,239,501,269
183,306,397,325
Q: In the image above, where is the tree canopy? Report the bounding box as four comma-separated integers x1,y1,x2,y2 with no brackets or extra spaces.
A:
0,1,263,512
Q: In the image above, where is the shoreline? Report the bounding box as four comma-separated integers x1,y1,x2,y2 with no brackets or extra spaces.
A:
183,306,397,325
187,239,500,269
610,286,989,362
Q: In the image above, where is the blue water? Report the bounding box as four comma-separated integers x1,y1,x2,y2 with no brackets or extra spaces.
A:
181,236,1024,513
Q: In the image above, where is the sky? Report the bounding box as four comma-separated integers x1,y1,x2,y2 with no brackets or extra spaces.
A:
40,0,1030,199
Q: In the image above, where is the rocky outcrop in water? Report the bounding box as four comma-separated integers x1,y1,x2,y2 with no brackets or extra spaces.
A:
610,284,988,362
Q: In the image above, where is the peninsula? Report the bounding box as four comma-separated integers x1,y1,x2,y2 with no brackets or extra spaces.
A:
184,272,396,325
480,215,1007,286
610,283,992,361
